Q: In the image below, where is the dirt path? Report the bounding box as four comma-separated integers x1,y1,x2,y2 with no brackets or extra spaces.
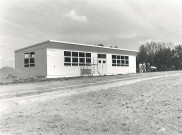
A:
1,70,181,95
1,71,181,104
1,71,182,134
1,71,182,103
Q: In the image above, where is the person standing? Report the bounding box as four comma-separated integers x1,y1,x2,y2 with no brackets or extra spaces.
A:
146,63,150,72
139,63,143,73
142,62,146,73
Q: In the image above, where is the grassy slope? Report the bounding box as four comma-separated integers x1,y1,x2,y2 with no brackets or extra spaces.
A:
1,74,182,134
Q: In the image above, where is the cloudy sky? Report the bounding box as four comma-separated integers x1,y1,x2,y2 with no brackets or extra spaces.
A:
1,0,182,68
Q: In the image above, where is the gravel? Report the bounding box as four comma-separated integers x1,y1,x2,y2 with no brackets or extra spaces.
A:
1,71,182,134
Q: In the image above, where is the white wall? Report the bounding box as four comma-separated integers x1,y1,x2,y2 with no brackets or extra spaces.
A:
46,48,136,78
15,48,47,77
106,54,136,75
47,48,82,78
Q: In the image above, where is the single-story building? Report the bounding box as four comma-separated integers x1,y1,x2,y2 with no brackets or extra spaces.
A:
15,40,138,78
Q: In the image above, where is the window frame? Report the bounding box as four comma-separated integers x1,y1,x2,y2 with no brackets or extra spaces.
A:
98,54,106,59
24,52,35,67
112,54,129,67
64,51,91,66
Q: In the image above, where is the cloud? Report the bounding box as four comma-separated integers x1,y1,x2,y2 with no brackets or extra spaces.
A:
0,56,2,60
117,32,137,39
5,57,14,62
65,10,88,22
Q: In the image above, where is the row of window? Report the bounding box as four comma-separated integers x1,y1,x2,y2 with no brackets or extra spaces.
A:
24,52,35,67
24,51,129,67
64,51,91,57
64,51,91,66
112,55,129,60
112,55,129,66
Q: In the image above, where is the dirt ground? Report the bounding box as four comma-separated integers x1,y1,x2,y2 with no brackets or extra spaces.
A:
1,71,182,135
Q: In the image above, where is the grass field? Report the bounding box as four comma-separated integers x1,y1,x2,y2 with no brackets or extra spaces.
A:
1,71,182,135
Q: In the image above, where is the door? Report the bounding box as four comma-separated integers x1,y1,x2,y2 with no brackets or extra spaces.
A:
98,59,107,75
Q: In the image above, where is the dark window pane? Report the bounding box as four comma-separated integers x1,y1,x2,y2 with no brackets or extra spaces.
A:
126,60,129,64
64,51,71,56
24,64,29,67
112,55,116,59
72,52,78,57
79,63,85,66
98,54,106,58
79,58,85,63
112,64,116,66
112,60,116,63
125,56,129,59
30,64,35,67
65,57,71,62
24,53,29,58
98,54,102,58
64,63,71,66
98,60,101,63
117,60,120,63
86,58,91,63
72,58,78,62
103,54,106,58
121,56,124,59
30,52,35,58
117,55,120,59
79,52,85,57
30,58,34,63
103,60,106,63
24,59,29,64
121,60,125,64
86,53,91,57
72,63,78,66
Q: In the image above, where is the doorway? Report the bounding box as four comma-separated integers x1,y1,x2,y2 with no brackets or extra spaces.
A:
98,59,107,75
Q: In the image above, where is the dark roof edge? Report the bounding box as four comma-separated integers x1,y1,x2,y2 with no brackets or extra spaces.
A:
15,40,139,53
15,40,50,52
49,40,139,53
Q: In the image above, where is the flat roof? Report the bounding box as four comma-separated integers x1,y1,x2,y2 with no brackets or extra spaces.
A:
15,40,138,53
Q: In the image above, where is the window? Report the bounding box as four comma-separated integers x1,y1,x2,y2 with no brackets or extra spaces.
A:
103,60,106,63
86,53,91,57
117,60,120,66
79,52,85,57
112,54,129,66
79,58,85,62
64,51,71,66
64,63,71,66
72,52,78,66
98,54,106,59
112,55,116,59
24,52,35,67
79,58,85,66
65,57,71,62
64,51,71,56
86,53,91,66
72,52,78,57
64,51,91,66
72,58,78,62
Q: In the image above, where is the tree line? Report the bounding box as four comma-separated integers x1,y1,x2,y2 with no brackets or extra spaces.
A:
137,41,182,71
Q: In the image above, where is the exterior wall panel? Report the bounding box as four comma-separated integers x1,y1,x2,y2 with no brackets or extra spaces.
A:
47,48,82,78
15,48,47,77
15,40,137,78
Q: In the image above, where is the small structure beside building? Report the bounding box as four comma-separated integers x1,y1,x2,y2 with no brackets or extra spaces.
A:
15,40,138,78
